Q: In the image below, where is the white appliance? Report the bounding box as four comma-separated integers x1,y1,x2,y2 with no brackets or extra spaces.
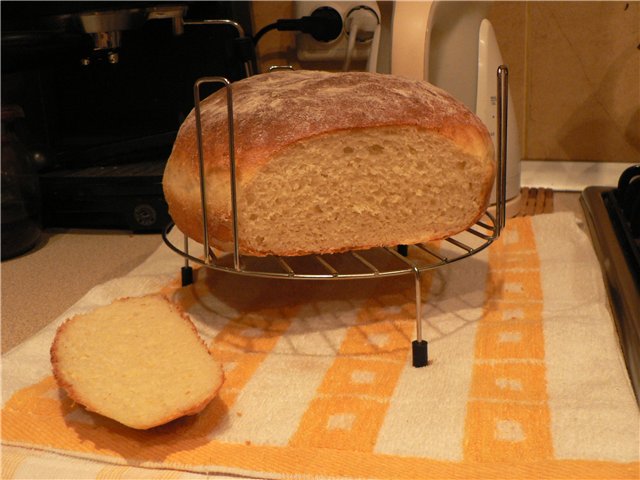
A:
293,1,521,214
390,1,521,215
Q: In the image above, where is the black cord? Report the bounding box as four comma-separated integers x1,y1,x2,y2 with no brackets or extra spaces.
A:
252,7,343,45
252,22,279,45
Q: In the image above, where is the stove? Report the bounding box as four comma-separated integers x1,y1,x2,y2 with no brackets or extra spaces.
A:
581,164,640,404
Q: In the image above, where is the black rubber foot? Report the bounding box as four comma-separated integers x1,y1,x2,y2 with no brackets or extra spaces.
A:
181,266,194,286
412,340,428,367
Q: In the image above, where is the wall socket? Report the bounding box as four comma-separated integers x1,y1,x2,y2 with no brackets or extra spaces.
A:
295,1,380,62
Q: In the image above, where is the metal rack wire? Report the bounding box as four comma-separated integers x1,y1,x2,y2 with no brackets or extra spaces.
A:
163,66,510,367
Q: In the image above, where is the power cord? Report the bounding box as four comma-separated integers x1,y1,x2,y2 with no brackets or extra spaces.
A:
253,7,343,45
342,6,380,72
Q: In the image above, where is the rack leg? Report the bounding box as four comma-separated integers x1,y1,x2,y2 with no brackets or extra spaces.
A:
181,266,194,286
412,268,428,367
181,234,194,287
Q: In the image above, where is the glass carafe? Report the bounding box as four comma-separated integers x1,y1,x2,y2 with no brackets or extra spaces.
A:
1,105,42,260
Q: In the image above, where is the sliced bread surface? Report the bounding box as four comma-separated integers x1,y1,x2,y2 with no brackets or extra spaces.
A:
50,294,223,430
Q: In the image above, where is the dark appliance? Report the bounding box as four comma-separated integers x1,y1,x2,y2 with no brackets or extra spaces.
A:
1,2,254,232
581,164,640,404
1,105,42,259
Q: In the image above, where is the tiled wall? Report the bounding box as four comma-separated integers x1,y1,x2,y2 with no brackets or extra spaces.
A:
251,1,640,163
489,1,639,163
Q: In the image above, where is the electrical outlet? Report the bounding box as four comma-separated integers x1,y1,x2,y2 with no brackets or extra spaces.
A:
295,1,380,62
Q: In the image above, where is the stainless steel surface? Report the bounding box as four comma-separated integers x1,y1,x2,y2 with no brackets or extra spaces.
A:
78,8,147,34
163,214,499,279
581,186,640,404
75,9,252,73
147,5,188,35
385,246,425,343
183,18,246,38
164,215,498,356
78,7,147,57
192,77,236,267
91,31,121,51
269,66,295,72
496,65,509,234
192,77,241,270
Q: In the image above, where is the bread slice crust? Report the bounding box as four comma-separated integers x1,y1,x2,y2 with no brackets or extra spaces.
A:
50,294,224,430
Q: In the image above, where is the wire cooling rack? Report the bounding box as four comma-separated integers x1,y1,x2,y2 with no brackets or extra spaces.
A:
163,66,510,367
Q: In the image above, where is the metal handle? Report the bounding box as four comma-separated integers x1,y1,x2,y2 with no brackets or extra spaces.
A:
495,65,509,235
193,77,240,270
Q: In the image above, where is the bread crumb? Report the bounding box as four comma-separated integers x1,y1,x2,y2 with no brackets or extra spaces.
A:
244,440,252,446
236,411,243,417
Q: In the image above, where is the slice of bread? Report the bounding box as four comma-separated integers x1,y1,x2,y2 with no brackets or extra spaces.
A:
50,294,223,430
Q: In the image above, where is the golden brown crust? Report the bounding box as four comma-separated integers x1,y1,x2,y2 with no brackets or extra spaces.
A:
50,294,224,430
166,70,490,175
163,70,495,256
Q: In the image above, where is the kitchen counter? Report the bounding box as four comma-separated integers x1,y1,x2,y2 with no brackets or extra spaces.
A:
1,192,585,354
1,230,163,353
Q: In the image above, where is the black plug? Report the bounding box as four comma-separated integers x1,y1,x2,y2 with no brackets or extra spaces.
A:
254,7,343,44
303,7,343,42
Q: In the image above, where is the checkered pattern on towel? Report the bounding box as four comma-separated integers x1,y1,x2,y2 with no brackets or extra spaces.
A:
2,213,638,479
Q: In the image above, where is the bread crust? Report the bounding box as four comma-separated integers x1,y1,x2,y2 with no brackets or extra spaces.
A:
163,70,495,256
50,294,224,430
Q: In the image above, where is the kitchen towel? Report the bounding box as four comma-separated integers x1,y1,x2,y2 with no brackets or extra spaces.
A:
2,212,639,479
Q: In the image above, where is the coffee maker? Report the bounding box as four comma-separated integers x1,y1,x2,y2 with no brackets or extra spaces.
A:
1,2,254,235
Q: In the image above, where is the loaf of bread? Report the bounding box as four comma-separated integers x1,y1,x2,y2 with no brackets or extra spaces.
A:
163,70,495,257
50,294,223,430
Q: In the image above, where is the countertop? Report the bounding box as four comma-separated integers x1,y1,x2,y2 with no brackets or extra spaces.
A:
1,230,163,353
1,192,585,355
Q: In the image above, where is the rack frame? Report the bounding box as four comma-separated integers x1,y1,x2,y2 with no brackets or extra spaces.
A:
163,66,510,367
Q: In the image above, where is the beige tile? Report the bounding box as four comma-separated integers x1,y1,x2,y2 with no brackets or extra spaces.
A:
525,1,640,162
489,1,528,162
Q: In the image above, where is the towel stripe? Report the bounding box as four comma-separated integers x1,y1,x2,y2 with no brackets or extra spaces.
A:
3,440,638,479
464,217,553,461
0,448,29,480
289,271,435,452
96,464,182,479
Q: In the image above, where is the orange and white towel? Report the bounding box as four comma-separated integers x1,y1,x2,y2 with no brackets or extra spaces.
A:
2,212,638,479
